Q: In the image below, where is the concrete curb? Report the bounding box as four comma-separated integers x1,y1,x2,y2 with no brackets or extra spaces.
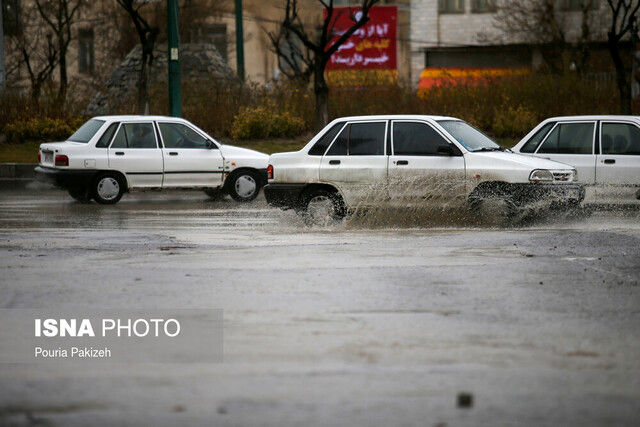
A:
0,163,37,180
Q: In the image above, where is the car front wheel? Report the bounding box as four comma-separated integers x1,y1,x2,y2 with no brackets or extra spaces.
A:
92,173,125,205
228,170,262,202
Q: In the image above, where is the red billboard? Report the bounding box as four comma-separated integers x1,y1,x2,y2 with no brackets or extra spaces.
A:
325,6,397,71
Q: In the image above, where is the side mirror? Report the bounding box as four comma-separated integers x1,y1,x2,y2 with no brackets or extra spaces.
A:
437,144,454,156
206,140,216,149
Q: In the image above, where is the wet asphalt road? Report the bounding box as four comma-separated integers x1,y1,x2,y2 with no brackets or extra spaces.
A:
0,186,639,426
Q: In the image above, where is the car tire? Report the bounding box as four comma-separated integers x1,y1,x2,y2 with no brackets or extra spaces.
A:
67,187,92,203
227,170,262,202
204,188,225,200
91,173,125,205
469,193,518,224
302,189,346,226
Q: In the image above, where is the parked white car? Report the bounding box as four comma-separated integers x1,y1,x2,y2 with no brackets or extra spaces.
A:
264,115,584,220
512,116,640,203
35,116,269,204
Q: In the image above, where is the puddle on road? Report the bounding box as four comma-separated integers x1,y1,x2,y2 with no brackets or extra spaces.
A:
1,189,639,234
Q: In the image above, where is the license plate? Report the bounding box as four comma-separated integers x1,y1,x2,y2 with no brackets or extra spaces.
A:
44,152,53,163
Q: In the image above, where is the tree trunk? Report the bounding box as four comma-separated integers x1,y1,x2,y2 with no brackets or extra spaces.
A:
313,66,329,131
138,50,150,115
608,32,632,115
58,43,67,102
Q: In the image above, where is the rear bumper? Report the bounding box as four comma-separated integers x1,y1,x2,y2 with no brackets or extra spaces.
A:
263,183,306,209
509,183,586,205
34,166,96,189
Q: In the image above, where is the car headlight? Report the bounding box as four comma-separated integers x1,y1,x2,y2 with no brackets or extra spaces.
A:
529,169,554,183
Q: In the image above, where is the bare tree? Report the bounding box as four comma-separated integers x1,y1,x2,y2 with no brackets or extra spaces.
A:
270,0,380,130
20,32,58,101
492,0,598,74
493,0,566,73
606,0,640,114
116,0,159,115
7,3,59,101
33,0,83,102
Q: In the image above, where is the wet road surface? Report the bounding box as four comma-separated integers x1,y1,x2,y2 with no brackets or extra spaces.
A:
0,187,639,426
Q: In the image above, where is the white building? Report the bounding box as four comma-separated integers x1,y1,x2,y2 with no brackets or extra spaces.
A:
409,0,613,86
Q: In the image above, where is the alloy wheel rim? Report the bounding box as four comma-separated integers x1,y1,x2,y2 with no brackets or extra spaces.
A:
235,175,257,198
307,196,336,225
97,177,120,200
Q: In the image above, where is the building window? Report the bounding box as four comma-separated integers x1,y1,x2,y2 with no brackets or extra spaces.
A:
2,0,21,36
439,0,465,14
78,29,94,74
186,24,227,62
472,0,496,13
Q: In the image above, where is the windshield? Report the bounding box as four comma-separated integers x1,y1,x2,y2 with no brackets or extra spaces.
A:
438,120,501,152
68,119,105,143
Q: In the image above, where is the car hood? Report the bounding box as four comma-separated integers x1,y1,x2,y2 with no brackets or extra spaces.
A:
219,144,269,159
467,151,574,170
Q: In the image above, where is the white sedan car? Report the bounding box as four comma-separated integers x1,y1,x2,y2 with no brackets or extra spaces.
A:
264,115,584,220
512,116,640,203
35,115,269,204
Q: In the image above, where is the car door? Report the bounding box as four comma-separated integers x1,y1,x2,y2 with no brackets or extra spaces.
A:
388,120,466,206
319,121,388,207
157,121,224,188
596,121,640,203
107,122,163,188
534,121,597,187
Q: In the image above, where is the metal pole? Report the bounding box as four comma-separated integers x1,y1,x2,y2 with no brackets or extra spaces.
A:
167,0,181,117
234,0,244,81
0,0,6,92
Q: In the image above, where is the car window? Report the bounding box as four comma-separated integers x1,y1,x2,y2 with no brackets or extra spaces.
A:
110,126,127,148
159,122,210,149
348,122,385,156
520,122,554,153
309,122,344,156
95,123,119,148
601,123,640,155
68,119,105,143
109,123,157,149
326,125,348,156
538,122,594,154
437,120,499,151
124,123,157,149
393,121,449,156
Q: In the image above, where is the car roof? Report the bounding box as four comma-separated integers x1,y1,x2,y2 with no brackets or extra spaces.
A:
92,115,188,122
333,114,460,121
543,115,640,121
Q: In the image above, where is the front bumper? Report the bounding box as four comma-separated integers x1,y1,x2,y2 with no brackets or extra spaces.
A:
510,183,585,205
263,183,306,209
34,166,97,189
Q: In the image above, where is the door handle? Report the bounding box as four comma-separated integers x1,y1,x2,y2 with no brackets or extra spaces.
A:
169,152,179,156
115,152,125,156
603,159,615,164
329,160,340,165
396,160,409,166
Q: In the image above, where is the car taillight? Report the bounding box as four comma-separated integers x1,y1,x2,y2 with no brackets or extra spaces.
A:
37,152,41,163
55,155,69,166
267,164,274,179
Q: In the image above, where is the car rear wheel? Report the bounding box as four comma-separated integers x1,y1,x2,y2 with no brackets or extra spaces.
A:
67,187,92,203
228,170,261,202
92,173,124,205
302,189,346,226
